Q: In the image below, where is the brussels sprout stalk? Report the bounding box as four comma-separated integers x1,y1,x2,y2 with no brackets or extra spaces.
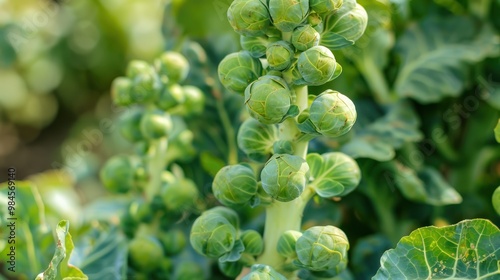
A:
145,138,169,201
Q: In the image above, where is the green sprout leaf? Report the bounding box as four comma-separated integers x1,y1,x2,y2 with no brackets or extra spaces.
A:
494,119,500,143
493,187,500,216
394,17,498,103
374,219,500,280
36,220,88,280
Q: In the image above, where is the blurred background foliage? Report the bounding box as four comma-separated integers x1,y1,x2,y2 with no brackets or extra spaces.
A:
0,0,499,279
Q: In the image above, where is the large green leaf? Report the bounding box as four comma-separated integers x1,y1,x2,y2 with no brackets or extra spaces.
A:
373,219,500,279
394,17,499,103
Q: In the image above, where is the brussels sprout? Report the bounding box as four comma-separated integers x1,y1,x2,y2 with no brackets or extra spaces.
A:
127,61,161,103
310,0,343,15
155,51,190,84
100,155,137,193
272,140,294,154
204,206,241,229
140,109,173,139
212,164,258,206
241,230,264,256
157,84,185,111
128,199,153,223
118,107,144,143
126,60,151,79
241,35,269,58
128,235,164,272
111,77,132,106
161,178,199,212
190,210,238,258
297,46,337,86
295,226,349,272
323,3,368,43
261,154,310,202
237,118,279,161
309,90,356,137
244,75,292,124
173,261,205,280
219,260,244,278
159,229,187,256
242,264,287,280
266,41,295,71
269,0,309,32
277,230,302,259
307,12,323,27
218,51,263,93
227,0,271,37
291,25,320,51
180,85,205,116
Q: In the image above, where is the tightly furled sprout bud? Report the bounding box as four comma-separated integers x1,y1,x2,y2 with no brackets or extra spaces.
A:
266,41,295,71
190,208,238,258
159,229,187,256
269,0,309,32
227,0,271,37
161,178,199,212
155,51,190,84
127,61,160,103
261,154,310,202
127,60,151,78
118,107,144,142
244,75,292,124
218,51,263,93
179,85,205,116
128,235,164,272
292,25,320,51
212,164,258,206
277,230,303,259
100,155,137,193
297,46,337,86
241,36,269,58
310,0,343,15
111,77,132,106
140,109,173,139
307,12,323,27
309,90,356,137
241,230,264,256
296,226,349,272
242,264,287,280
205,206,240,229
219,260,244,278
237,118,278,162
157,84,185,111
128,199,153,223
324,3,368,43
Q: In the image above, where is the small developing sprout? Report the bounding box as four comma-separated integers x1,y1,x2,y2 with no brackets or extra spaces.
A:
227,0,271,37
244,75,292,124
140,109,173,139
157,84,185,111
128,199,153,223
155,51,190,84
310,0,343,15
297,46,338,86
219,260,244,278
218,51,263,94
242,264,288,280
127,61,161,104
237,118,279,162
179,85,205,116
212,164,258,206
159,229,187,256
118,107,144,142
111,77,132,106
128,235,165,272
261,154,310,202
291,25,320,52
241,35,270,58
161,178,199,213
307,12,323,28
100,155,139,193
190,207,239,258
295,226,349,272
266,41,295,71
309,90,356,137
324,2,368,42
269,0,309,32
277,230,303,259
240,230,264,256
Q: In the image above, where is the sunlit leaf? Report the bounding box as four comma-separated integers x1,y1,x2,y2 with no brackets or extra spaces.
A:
374,219,500,279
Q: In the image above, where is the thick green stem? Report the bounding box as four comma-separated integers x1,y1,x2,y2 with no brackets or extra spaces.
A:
354,56,393,104
256,86,311,277
145,137,169,202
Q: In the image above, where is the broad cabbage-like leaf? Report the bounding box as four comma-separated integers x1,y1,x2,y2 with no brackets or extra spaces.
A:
394,17,499,103
373,219,500,279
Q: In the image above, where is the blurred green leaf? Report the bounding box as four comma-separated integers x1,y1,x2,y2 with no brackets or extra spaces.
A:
351,235,392,280
394,17,499,103
493,187,500,216
494,119,500,143
374,219,500,279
